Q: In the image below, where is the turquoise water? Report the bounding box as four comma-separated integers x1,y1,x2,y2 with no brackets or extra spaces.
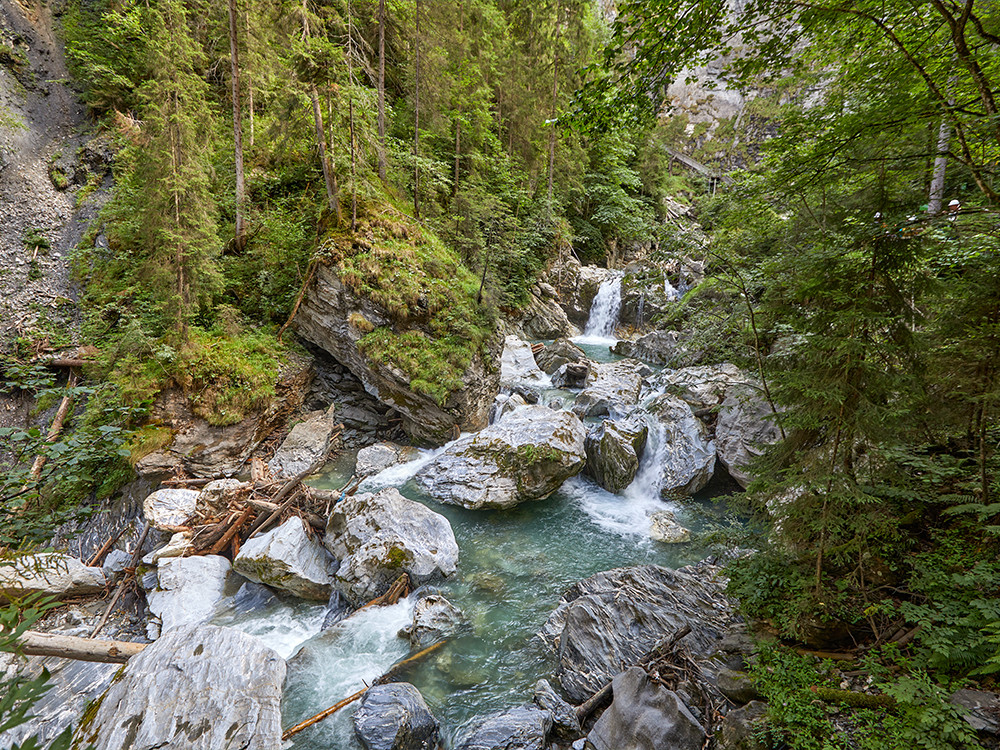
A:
249,438,725,749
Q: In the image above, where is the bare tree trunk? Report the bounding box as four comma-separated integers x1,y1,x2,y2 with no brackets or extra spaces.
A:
229,0,246,251
18,631,147,664
546,56,558,212
311,85,340,222
413,0,420,219
928,118,951,214
377,0,386,182
246,10,254,147
348,0,357,231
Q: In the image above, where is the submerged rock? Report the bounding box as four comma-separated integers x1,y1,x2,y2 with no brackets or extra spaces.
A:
649,510,691,543
353,683,441,750
233,517,336,600
146,555,232,633
268,405,339,478
586,667,706,750
645,394,716,495
142,488,199,529
534,338,587,375
540,564,735,703
716,384,783,488
413,405,586,510
0,553,105,603
572,361,643,418
401,594,465,648
584,418,648,493
454,706,552,750
324,488,458,604
74,624,284,750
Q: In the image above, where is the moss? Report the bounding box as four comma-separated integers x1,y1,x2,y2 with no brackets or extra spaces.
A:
126,424,174,464
384,545,410,569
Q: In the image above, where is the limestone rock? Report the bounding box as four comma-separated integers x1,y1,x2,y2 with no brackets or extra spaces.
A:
540,564,736,703
142,488,199,529
234,517,336,600
401,594,465,648
951,688,1000,734
645,394,716,495
587,667,706,750
649,510,691,543
715,668,762,705
454,706,553,750
489,393,528,425
324,488,458,604
353,683,441,750
195,478,246,517
500,336,548,387
413,405,586,510
584,419,648,493
356,441,419,479
533,679,581,743
295,263,500,444
534,338,586,375
551,362,590,389
0,553,106,603
652,363,746,411
268,405,338,478
143,531,194,564
612,329,699,367
518,292,579,340
572,361,643,418
146,555,232,633
716,384,783,488
74,624,284,750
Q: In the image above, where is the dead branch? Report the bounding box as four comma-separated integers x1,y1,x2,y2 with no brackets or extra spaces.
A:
206,504,255,555
28,371,77,481
246,447,335,539
86,525,129,567
17,631,146,663
90,521,151,639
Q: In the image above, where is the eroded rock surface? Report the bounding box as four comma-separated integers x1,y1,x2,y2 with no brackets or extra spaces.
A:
645,394,716,495
716,384,783,488
146,555,232,633
454,706,552,750
268,405,339,478
584,419,648,493
142,488,199,529
572,361,643,418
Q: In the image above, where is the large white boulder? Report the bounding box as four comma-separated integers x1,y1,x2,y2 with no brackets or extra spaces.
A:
146,555,233,633
268,405,338,478
0,553,106,602
645,394,716,495
500,335,548,387
233,517,336,600
142,488,199,529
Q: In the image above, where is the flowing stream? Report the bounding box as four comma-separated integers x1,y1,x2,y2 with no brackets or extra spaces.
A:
574,273,623,346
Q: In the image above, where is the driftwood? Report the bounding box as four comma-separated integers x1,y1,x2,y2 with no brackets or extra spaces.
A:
277,258,320,342
206,504,255,555
44,358,94,368
281,640,446,740
354,574,410,613
17,631,146,664
161,477,215,488
90,521,151,639
246,445,338,539
575,625,692,723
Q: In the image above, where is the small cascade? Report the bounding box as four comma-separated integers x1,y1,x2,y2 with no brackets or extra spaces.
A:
663,275,680,301
580,273,624,342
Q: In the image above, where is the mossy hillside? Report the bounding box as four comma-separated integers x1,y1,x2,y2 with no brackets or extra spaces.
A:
325,209,496,407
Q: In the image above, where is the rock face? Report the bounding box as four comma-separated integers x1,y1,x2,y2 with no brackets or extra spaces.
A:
534,338,586,375
74,624,285,750
500,336,548,387
353,683,441,750
546,256,612,326
649,510,691,543
295,263,500,445
540,564,735,703
716,700,767,750
268,405,338,477
356,442,419,478
518,289,578,340
413,405,587,510
951,689,1000,735
454,706,553,750
586,667,706,750
324,488,458,604
612,330,698,367
233,517,336,600
653,363,746,411
716,384,783,488
0,553,105,602
572,361,643,417
146,555,232,633
402,594,465,648
533,679,581,743
142,488,200,529
584,419,648,493
645,394,716,495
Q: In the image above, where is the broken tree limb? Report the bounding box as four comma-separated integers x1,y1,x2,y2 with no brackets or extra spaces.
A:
207,504,255,555
281,640,446,741
354,574,410,614
16,631,146,663
90,521,151,639
43,358,94,368
86,525,129,568
28,371,78,481
575,625,692,723
246,448,336,539
277,257,320,343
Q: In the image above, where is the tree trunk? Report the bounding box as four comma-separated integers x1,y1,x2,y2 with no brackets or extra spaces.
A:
413,0,421,220
18,631,147,664
377,0,386,182
547,55,558,213
229,0,246,251
348,0,357,232
246,10,254,147
310,85,339,222
927,118,950,214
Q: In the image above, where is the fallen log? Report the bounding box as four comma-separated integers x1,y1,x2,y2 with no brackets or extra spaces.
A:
44,358,94,368
28,371,77,481
575,624,692,723
17,631,146,663
354,574,410,614
206,504,255,555
281,640,446,740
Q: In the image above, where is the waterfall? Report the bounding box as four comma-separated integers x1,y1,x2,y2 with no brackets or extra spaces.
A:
663,275,679,301
582,274,624,340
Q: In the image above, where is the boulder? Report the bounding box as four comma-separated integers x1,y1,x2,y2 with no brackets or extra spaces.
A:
951,688,1000,734
455,706,553,750
649,510,691,543
534,338,586,375
324,488,458,604
551,362,590,390
401,594,465,648
142,531,194,564
146,555,233,633
584,419,648,493
519,292,579,340
489,393,528,425
0,553,106,603
142,488,199,529
715,668,762,705
500,336,548,387
194,478,245,517
354,683,441,750
356,441,420,479
716,700,767,750
233,517,336,600
533,679,582,743
268,404,338,478
545,257,612,326
587,667,705,750
716,384,783,488
612,330,699,367
645,394,716,495
295,263,500,444
413,406,587,510
73,624,284,750
652,364,746,411
572,361,643,418
540,564,736,703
